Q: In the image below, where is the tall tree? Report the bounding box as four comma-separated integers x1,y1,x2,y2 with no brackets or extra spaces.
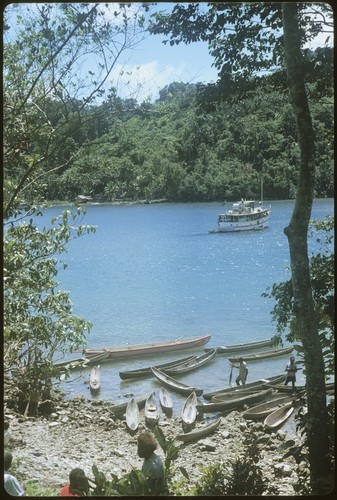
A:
149,2,333,493
3,3,146,415
281,4,330,492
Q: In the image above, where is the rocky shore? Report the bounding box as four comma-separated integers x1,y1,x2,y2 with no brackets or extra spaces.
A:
5,393,305,496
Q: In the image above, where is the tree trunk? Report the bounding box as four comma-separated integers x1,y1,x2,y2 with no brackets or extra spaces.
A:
282,3,331,494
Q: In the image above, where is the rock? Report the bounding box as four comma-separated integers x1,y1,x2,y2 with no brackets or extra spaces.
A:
199,439,217,451
222,430,231,439
49,422,61,427
274,463,293,477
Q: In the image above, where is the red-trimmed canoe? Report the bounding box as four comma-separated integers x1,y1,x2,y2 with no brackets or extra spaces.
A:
81,334,212,359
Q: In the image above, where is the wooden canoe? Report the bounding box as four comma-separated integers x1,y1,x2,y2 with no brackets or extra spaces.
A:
210,388,276,402
125,398,140,432
181,391,198,431
83,351,110,365
89,365,100,395
262,383,306,393
151,367,203,396
145,392,159,427
82,334,212,359
176,417,222,443
110,393,150,417
242,395,295,420
197,388,274,413
264,402,294,429
159,387,173,414
203,374,285,400
163,349,217,375
228,346,293,363
119,354,197,380
205,338,274,354
53,357,87,369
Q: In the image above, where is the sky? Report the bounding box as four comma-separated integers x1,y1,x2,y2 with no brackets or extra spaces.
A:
4,2,334,103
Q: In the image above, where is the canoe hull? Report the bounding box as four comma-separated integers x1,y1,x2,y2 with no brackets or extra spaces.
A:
176,417,222,443
228,346,293,363
145,392,159,427
242,396,294,420
119,354,197,380
151,367,203,396
205,338,274,354
264,402,294,429
203,374,285,400
84,334,212,359
89,366,100,395
164,349,217,375
126,398,140,432
197,388,274,413
182,391,198,431
159,387,173,414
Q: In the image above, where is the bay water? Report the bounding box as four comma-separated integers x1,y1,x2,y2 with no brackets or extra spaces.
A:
37,199,333,414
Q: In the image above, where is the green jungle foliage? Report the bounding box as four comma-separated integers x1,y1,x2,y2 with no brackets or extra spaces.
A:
9,58,332,204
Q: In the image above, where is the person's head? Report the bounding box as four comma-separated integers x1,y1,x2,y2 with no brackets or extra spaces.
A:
137,430,158,459
4,451,13,471
290,356,295,362
239,357,243,363
69,468,88,495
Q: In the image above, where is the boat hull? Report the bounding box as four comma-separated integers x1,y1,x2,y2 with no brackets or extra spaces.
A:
181,391,198,431
151,367,203,396
126,398,140,432
176,417,222,443
83,334,212,359
164,349,217,375
264,402,294,429
228,346,293,363
197,388,274,413
119,354,197,380
205,338,274,353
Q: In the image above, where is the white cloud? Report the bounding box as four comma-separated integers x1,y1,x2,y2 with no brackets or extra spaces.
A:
108,60,190,102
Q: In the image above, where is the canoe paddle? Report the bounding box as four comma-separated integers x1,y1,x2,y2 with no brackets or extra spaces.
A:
229,363,233,384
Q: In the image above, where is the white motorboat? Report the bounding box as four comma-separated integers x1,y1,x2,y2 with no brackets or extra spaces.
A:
210,198,271,233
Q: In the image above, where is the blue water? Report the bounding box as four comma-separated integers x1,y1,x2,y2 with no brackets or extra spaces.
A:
36,199,333,411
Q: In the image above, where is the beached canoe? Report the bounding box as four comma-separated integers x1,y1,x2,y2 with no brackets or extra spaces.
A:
264,401,294,429
82,334,212,359
89,365,100,395
205,338,274,354
125,398,140,432
145,392,159,427
159,387,173,415
164,349,217,375
203,374,285,400
197,388,274,413
242,395,295,420
176,417,222,443
110,393,150,417
119,354,197,380
228,346,294,363
181,391,198,431
262,383,306,393
151,367,203,397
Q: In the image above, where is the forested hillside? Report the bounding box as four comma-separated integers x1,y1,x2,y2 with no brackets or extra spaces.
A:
9,48,334,204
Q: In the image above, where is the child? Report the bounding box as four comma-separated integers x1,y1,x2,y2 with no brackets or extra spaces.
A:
4,451,26,496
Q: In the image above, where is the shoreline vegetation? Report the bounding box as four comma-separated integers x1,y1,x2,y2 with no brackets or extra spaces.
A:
5,388,304,496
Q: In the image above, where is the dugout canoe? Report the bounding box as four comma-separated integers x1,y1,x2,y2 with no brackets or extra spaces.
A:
89,365,100,395
82,334,212,359
151,367,203,397
264,401,294,429
159,387,173,415
145,392,159,427
181,391,198,431
228,346,293,363
203,374,285,400
83,351,110,365
119,354,197,380
176,417,222,443
205,338,274,354
197,388,274,413
242,395,295,420
163,349,217,375
110,393,150,417
125,398,140,433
